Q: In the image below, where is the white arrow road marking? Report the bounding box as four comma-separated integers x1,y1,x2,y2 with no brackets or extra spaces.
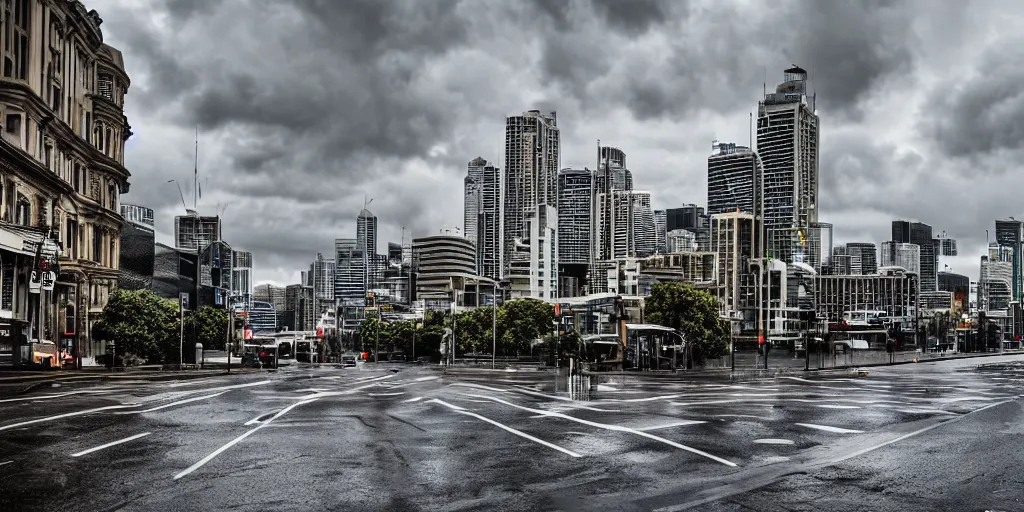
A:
72,432,152,457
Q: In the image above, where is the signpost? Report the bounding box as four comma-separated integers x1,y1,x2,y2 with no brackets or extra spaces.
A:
179,292,189,370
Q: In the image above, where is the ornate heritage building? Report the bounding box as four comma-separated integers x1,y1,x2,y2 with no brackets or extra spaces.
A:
0,1,131,364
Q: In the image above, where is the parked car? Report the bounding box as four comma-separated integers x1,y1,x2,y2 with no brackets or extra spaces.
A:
341,355,357,368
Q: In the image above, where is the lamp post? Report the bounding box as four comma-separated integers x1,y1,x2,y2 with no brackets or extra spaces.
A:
491,279,509,370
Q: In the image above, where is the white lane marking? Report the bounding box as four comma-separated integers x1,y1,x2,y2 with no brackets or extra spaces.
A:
0,404,136,432
429,399,581,458
120,392,228,414
715,414,768,420
816,405,861,409
0,460,12,466
450,382,512,394
511,386,573,402
894,408,957,415
795,423,864,434
174,399,317,480
779,376,816,383
71,432,152,457
368,392,405,397
637,421,706,431
551,404,622,413
753,438,795,445
413,376,439,382
466,394,737,467
832,400,1012,464
403,396,425,403
192,380,273,393
599,394,683,404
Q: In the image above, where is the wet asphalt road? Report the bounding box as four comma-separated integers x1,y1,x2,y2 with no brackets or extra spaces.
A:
1,357,1024,512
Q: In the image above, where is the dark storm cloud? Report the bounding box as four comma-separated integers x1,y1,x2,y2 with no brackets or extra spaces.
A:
95,0,1007,282
777,0,917,118
921,39,1024,159
529,0,919,123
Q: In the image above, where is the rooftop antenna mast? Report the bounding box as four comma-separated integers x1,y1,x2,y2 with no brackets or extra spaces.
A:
193,125,199,211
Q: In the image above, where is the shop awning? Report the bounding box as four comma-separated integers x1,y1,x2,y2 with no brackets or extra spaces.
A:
0,222,57,257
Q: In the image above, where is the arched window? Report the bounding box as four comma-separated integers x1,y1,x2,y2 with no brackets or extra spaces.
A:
15,194,29,226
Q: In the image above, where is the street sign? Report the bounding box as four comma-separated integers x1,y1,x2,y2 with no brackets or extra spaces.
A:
28,271,40,294
179,292,189,312
40,271,55,292
554,304,560,317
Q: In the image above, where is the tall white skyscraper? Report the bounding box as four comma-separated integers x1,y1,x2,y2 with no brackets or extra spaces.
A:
632,191,655,257
502,110,560,276
881,242,921,275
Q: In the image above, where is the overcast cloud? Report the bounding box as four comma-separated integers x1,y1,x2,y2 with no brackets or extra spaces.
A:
89,0,1017,284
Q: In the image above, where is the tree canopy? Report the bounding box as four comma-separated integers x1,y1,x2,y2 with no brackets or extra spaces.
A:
358,298,554,359
94,289,180,364
644,282,729,364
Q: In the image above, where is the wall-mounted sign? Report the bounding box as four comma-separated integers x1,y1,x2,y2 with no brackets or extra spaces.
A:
28,271,41,294
41,271,55,292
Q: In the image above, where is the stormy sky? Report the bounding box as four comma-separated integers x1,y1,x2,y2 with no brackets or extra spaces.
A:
91,0,1013,284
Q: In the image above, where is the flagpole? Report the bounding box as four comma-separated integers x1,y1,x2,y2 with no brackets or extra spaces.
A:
193,125,199,210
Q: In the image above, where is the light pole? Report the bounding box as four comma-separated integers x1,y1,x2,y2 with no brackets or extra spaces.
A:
491,279,509,370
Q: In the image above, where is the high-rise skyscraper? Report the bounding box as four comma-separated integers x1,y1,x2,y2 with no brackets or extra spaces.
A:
594,189,635,261
881,242,921,274
502,110,560,276
632,191,656,257
557,167,594,265
357,207,378,290
334,238,365,304
557,167,593,296
892,220,937,292
757,66,820,263
465,157,501,280
653,209,667,253
707,142,762,216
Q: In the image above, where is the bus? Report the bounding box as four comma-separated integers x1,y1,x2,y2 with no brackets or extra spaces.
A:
581,324,686,371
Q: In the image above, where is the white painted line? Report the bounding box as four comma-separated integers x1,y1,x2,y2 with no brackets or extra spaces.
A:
816,405,861,409
0,404,137,432
368,392,406,397
894,408,957,416
779,376,816,383
121,392,228,414
174,399,317,480
753,438,794,445
511,386,573,402
833,400,1012,464
0,460,12,466
403,396,425,403
795,423,864,434
450,382,512,393
413,376,439,382
466,394,737,467
71,432,152,457
430,399,581,458
637,421,706,431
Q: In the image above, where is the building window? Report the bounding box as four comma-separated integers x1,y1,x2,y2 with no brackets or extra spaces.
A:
104,128,112,157
98,72,113,101
44,143,52,170
92,227,102,263
3,0,28,80
72,162,81,191
108,183,117,210
15,195,28,226
109,238,115,269
65,219,78,260
3,112,21,148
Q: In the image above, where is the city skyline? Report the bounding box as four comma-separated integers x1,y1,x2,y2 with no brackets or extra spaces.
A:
94,0,1011,284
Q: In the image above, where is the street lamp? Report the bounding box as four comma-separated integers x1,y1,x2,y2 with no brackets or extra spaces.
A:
492,279,510,369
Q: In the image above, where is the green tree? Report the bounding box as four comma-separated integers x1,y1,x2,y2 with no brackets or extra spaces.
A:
388,320,415,353
96,289,180,364
498,298,554,355
645,282,729,365
359,317,387,354
185,306,228,350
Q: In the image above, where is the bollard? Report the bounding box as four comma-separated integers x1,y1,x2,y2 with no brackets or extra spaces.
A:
195,343,203,369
